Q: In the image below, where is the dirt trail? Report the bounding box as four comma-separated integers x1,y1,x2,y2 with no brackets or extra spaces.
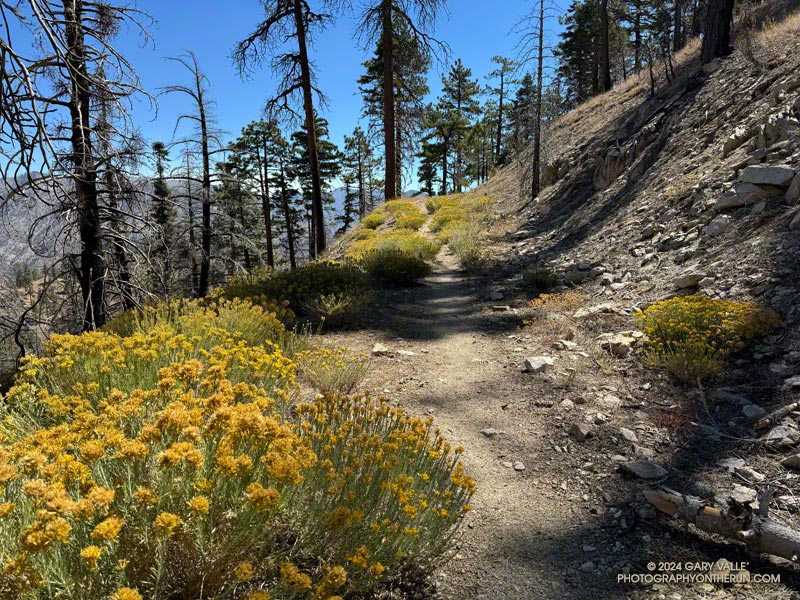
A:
329,238,619,600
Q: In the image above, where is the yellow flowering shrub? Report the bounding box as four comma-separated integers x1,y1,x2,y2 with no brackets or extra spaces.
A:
360,212,386,229
426,195,496,273
359,248,432,286
0,299,474,598
296,346,369,394
634,295,780,384
346,231,440,261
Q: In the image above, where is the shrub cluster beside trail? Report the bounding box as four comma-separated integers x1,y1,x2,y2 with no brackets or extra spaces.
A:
635,295,780,384
425,195,496,274
0,298,474,599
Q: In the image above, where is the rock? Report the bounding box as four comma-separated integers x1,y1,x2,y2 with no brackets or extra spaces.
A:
564,269,590,285
762,425,800,448
742,404,766,420
723,126,750,155
698,276,715,289
560,399,575,411
513,461,526,472
714,182,777,211
396,350,417,357
739,165,796,187
619,461,667,480
598,333,638,357
481,428,505,438
597,394,622,411
780,454,800,470
787,174,800,204
728,484,757,506
735,466,766,483
574,303,622,319
524,356,554,373
372,343,391,356
580,561,597,573
673,272,706,290
489,291,505,301
710,389,749,404
791,211,800,231
570,423,593,442
706,214,732,237
717,457,746,472
619,427,639,443
783,375,800,391
553,339,578,351
633,445,655,459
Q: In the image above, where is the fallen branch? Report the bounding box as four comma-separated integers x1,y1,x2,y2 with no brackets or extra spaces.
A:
643,488,800,563
754,402,800,431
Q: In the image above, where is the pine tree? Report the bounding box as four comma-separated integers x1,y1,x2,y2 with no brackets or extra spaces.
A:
486,56,517,166
151,141,174,294
439,59,482,193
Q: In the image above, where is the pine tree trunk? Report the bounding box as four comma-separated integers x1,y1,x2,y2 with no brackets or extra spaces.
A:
186,155,199,295
259,141,275,268
495,71,504,164
293,0,325,256
673,0,683,52
531,0,545,200
600,0,612,91
278,154,296,270
701,0,735,64
382,0,397,201
64,0,105,330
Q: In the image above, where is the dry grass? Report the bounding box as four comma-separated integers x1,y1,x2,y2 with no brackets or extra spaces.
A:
758,8,800,49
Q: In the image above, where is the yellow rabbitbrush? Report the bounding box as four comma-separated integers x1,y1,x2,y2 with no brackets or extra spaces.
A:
634,295,780,384
0,299,473,599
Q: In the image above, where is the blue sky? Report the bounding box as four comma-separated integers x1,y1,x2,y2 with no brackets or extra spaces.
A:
120,0,568,168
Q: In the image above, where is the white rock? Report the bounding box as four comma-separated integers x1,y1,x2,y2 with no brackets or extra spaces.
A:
619,427,639,443
513,461,526,472
524,356,554,373
673,272,706,290
787,174,800,204
706,215,732,237
372,343,391,356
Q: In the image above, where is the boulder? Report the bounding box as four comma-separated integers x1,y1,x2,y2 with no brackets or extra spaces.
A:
739,165,796,187
598,333,638,357
714,182,779,211
791,211,800,231
723,126,751,155
524,356,554,373
372,343,392,356
673,272,706,290
619,427,639,443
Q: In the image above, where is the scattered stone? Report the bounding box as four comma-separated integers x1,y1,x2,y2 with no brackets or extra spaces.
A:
715,182,778,211
574,303,623,319
619,461,667,480
524,356,555,373
371,343,391,356
481,428,505,438
619,427,639,443
710,389,749,404
735,466,766,483
782,375,800,391
633,445,655,459
791,211,800,231
762,425,800,448
727,484,758,506
739,165,796,187
570,423,593,442
560,399,575,411
742,404,766,420
723,126,750,155
702,58,722,74
598,333,638,357
597,394,622,411
706,214,732,237
396,350,417,357
513,461,526,472
489,291,505,301
717,457,746,472
673,272,706,290
553,339,578,351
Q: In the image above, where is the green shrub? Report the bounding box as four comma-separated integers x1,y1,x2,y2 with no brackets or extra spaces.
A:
221,261,370,318
302,291,374,329
446,221,491,274
360,248,432,286
522,264,560,294
635,295,781,384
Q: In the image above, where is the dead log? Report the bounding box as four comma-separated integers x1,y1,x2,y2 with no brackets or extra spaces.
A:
754,402,799,431
643,488,800,563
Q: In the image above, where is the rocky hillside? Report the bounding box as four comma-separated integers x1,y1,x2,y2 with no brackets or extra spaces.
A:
484,10,800,343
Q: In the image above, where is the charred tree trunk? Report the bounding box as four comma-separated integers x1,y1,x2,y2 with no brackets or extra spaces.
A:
531,0,545,200
673,0,684,52
278,154,296,270
293,0,325,257
198,93,212,297
186,154,199,295
495,69,505,164
64,0,105,330
258,142,275,268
